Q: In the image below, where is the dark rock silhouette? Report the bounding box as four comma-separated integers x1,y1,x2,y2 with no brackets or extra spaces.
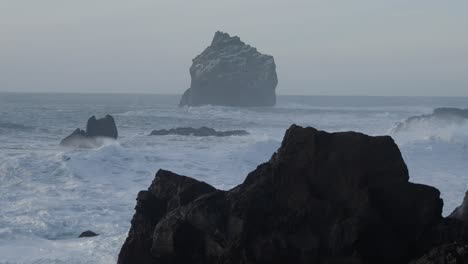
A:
60,115,117,148
118,125,459,264
392,107,468,133
86,115,118,139
150,127,248,137
79,230,99,238
179,31,278,107
118,170,216,264
450,191,468,222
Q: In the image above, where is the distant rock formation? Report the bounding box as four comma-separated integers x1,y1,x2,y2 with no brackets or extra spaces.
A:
79,230,99,238
150,127,248,137
60,115,118,148
450,191,468,222
86,115,118,138
179,31,278,107
118,125,468,264
392,107,468,134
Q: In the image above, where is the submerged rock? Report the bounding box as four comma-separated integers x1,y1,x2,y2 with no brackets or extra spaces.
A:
118,125,449,264
392,107,468,134
79,230,99,238
60,115,118,148
179,31,278,107
150,127,248,137
449,191,468,222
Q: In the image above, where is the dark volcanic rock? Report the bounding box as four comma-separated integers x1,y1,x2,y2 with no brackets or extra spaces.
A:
60,115,118,148
118,170,216,264
409,243,468,264
150,127,248,137
179,31,278,107
79,230,99,238
86,115,118,139
118,125,449,264
450,191,468,222
392,107,468,134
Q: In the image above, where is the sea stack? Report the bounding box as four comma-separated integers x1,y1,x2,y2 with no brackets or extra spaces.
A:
60,115,118,148
179,31,278,107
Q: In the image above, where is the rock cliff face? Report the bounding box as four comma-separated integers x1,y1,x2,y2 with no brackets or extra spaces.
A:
179,31,278,107
60,115,118,148
118,125,459,264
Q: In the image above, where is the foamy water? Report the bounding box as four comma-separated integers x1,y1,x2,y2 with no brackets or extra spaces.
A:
0,93,467,263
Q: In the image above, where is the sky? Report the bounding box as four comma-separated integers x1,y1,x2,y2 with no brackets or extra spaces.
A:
1,0,467,96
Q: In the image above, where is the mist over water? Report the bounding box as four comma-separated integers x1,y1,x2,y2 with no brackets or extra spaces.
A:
0,93,467,263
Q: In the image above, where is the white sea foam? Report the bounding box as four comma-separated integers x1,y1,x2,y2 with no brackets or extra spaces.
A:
0,94,467,263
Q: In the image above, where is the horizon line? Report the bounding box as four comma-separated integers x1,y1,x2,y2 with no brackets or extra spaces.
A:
1,90,468,98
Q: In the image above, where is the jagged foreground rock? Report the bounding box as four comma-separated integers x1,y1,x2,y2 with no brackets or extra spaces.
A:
60,115,118,148
118,125,468,264
179,31,278,107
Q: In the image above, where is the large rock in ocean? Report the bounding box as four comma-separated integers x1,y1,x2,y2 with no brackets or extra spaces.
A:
179,31,278,107
60,115,118,148
118,125,446,264
86,115,118,139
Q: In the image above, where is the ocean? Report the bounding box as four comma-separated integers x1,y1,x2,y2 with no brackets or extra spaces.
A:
0,93,467,263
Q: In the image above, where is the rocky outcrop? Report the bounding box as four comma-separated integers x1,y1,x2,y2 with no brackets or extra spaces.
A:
118,125,455,264
85,115,118,139
150,127,248,137
60,115,118,148
79,230,99,238
179,31,278,107
118,170,216,264
392,108,468,133
450,191,468,222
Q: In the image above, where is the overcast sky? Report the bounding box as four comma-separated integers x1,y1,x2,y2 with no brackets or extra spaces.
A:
1,0,467,96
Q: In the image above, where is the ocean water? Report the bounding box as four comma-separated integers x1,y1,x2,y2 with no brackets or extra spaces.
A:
0,93,467,263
